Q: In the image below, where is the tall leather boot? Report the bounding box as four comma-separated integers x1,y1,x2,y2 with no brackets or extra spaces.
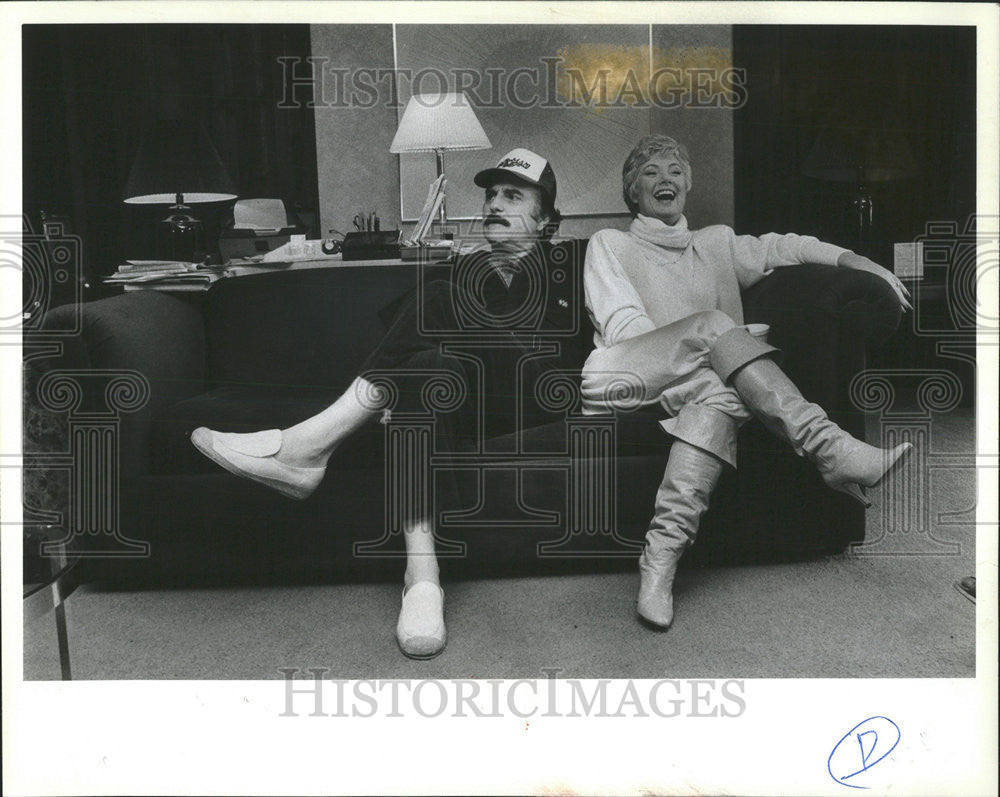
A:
710,328,911,508
637,440,725,629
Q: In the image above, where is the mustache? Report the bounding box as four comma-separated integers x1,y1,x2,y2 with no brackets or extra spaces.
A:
483,214,511,227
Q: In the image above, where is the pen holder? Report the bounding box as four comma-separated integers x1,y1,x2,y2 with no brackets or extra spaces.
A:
342,230,401,261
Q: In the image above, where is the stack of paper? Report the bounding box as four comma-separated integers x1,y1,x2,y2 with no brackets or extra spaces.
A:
105,260,229,289
115,260,198,274
406,175,447,245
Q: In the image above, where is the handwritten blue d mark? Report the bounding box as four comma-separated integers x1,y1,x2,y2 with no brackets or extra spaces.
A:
828,716,901,789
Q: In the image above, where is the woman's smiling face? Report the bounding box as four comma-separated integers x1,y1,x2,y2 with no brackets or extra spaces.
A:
630,154,689,225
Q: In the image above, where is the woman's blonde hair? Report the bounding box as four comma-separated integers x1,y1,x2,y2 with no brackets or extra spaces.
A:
621,135,692,215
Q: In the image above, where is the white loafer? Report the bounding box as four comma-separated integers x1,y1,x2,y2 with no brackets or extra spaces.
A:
190,427,326,500
396,582,446,659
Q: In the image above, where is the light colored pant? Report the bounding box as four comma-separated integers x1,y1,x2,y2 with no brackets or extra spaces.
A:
580,310,776,467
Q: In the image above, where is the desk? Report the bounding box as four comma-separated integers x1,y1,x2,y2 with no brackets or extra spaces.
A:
118,256,411,293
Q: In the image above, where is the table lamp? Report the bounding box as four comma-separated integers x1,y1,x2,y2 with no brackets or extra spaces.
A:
389,92,491,228
124,120,238,262
803,124,915,257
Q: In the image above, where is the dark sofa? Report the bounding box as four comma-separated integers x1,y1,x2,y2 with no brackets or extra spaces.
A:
25,247,902,584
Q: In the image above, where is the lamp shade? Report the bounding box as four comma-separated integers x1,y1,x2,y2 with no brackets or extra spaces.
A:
803,125,916,183
389,92,491,153
124,120,238,204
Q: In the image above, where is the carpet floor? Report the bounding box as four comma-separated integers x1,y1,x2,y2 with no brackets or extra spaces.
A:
24,409,978,680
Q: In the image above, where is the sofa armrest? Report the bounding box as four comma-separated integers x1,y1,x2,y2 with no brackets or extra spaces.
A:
31,291,206,473
740,264,903,424
742,263,902,348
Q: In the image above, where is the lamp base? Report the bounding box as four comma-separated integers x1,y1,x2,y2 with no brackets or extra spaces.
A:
158,204,206,263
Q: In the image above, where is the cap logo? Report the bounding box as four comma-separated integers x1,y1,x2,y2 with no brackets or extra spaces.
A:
474,147,555,201
497,156,532,170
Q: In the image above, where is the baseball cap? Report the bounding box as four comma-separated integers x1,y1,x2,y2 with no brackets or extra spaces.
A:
474,148,557,203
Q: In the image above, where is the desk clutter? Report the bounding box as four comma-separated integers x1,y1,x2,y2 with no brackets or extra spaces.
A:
342,230,402,261
107,195,464,291
398,174,455,260
218,198,309,262
353,209,381,232
104,260,232,292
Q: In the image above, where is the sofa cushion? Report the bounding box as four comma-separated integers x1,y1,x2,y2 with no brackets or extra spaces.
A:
204,264,422,391
482,411,858,565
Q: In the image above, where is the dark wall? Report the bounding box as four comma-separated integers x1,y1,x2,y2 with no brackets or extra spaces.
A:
26,24,976,285
22,24,319,290
732,25,976,268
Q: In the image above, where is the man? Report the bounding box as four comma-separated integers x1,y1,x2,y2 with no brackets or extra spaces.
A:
192,148,592,659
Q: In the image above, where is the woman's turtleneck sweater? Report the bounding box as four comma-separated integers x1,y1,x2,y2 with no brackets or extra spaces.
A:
584,214,848,350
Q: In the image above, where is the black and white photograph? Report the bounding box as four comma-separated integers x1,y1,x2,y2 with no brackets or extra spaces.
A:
3,2,997,795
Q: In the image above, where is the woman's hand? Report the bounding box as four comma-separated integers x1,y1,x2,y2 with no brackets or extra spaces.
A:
837,252,914,311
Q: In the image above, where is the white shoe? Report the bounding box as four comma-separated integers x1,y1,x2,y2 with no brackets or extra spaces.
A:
190,427,326,500
396,582,446,659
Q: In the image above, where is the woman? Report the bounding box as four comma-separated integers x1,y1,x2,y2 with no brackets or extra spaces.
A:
582,134,913,630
